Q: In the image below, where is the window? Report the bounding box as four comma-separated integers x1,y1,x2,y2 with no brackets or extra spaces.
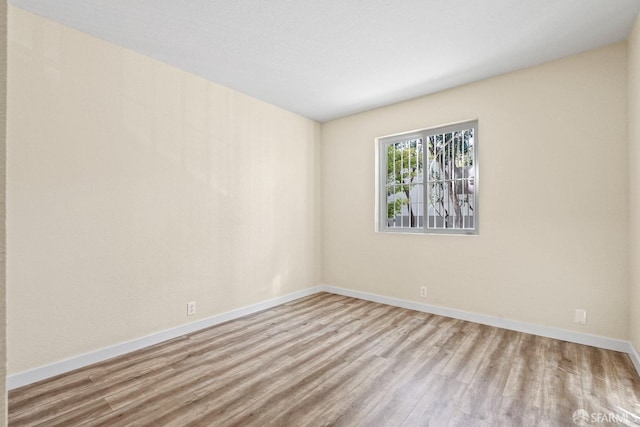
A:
377,120,478,235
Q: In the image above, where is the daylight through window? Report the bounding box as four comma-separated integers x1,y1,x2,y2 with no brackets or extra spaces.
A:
377,120,478,235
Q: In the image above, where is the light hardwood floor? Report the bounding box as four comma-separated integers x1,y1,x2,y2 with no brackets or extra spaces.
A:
9,292,640,426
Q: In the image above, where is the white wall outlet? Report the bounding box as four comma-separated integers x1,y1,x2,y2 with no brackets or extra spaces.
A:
187,301,196,316
574,309,587,325
420,286,427,298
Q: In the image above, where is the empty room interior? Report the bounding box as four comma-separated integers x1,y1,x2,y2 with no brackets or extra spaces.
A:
4,0,640,425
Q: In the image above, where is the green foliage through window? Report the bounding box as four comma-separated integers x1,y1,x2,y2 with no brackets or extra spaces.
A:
386,138,423,227
378,121,478,234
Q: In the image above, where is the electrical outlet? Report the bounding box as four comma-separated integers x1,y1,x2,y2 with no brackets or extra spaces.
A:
574,309,586,325
420,286,427,298
187,301,196,316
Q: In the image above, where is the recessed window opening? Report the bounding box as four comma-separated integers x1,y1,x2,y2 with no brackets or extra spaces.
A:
377,120,478,235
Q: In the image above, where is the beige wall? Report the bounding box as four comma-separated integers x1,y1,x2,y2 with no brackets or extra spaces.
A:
1,0,6,424
322,43,629,339
630,15,640,352
7,7,321,374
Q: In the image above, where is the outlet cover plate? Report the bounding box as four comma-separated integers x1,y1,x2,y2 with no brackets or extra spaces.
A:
187,301,196,316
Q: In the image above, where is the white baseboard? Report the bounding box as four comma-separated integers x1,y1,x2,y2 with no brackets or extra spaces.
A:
319,285,633,354
7,286,323,390
8,284,640,389
629,342,640,376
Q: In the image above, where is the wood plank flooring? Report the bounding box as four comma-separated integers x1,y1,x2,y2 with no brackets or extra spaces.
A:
9,292,640,426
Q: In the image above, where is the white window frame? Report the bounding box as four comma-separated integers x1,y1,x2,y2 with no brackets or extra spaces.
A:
376,120,479,235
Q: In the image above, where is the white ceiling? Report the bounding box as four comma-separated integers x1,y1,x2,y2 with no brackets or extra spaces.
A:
10,0,640,122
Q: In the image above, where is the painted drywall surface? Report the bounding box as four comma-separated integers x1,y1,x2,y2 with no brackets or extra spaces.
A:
0,0,7,424
630,15,640,352
323,43,629,339
7,7,321,374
